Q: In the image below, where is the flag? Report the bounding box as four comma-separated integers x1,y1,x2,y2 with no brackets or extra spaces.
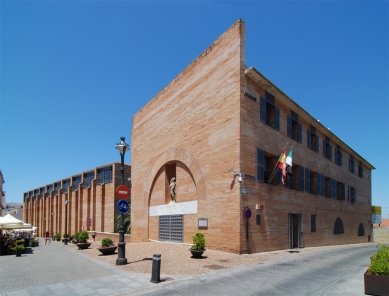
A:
283,150,293,184
276,149,287,183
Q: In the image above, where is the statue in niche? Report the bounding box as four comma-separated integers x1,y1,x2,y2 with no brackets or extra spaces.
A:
169,177,176,203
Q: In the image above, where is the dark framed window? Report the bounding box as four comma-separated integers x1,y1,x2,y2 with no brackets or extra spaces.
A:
54,182,61,195
34,189,39,196
72,176,81,191
256,214,261,225
337,182,345,200
330,178,338,199
335,145,342,166
29,191,33,198
348,186,356,204
307,125,319,152
334,217,344,234
47,185,53,194
311,215,316,232
323,136,333,160
358,162,364,178
40,187,46,195
84,172,94,188
349,155,355,173
63,179,70,193
260,91,280,130
98,166,113,184
287,111,302,143
321,174,326,197
358,223,364,236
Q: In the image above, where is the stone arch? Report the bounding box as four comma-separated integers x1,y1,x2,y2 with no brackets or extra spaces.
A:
144,147,206,207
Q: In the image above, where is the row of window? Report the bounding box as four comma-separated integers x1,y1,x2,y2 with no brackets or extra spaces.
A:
252,90,364,178
256,148,357,203
24,166,113,199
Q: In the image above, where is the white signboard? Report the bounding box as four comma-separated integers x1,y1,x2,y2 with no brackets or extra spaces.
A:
149,201,197,216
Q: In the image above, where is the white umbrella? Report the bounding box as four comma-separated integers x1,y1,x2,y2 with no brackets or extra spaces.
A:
0,214,27,229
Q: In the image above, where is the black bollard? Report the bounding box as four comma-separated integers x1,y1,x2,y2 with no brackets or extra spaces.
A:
150,254,161,283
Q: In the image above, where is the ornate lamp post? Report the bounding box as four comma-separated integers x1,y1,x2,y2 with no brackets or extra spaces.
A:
116,137,129,265
64,199,69,244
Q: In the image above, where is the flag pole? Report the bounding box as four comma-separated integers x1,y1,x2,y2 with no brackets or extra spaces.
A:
268,142,288,184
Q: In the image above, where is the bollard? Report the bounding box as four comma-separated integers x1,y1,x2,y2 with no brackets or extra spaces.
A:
150,254,161,283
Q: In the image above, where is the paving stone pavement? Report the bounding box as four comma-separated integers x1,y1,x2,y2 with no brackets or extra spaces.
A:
0,238,177,296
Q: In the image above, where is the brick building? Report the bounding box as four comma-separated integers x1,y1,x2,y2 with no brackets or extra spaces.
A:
23,162,131,238
130,19,374,253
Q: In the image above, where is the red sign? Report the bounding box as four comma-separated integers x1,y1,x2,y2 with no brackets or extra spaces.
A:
116,185,130,200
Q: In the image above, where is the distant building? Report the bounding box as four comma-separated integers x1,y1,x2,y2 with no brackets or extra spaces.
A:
23,163,131,237
130,19,374,253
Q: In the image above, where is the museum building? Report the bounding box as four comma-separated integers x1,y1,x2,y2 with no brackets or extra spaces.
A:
130,19,374,253
23,162,131,238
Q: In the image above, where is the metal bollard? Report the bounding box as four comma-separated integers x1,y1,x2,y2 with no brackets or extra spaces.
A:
150,254,161,283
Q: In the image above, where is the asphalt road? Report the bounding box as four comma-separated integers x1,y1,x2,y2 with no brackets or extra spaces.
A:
128,243,379,296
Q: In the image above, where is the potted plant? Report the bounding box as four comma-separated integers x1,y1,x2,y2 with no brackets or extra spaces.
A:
63,233,69,245
11,244,25,257
76,231,91,249
55,233,61,241
97,238,117,255
30,239,37,247
364,243,389,296
73,231,80,244
190,232,206,258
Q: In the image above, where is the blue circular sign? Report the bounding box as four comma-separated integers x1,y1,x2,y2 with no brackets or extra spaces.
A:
245,208,251,219
117,200,130,214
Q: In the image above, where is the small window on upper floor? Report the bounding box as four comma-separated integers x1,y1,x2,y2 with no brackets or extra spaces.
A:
307,125,319,152
260,91,280,130
323,136,332,160
348,185,356,204
358,162,364,178
287,111,302,143
98,166,113,184
335,145,343,166
349,155,355,173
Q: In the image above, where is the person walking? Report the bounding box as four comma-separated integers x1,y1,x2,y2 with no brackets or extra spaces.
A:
45,231,50,245
92,230,96,242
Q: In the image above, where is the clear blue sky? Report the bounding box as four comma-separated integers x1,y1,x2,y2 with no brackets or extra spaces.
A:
1,1,388,218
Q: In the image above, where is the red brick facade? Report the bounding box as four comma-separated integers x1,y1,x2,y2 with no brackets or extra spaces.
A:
131,19,374,253
23,162,131,239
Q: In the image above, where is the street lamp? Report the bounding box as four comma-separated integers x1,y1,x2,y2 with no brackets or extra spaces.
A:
116,136,129,265
64,199,69,245
51,212,55,241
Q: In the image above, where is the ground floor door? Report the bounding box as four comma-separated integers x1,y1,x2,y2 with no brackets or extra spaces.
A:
159,214,184,243
288,213,303,249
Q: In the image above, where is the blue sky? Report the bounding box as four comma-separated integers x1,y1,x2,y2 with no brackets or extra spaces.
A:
1,1,388,218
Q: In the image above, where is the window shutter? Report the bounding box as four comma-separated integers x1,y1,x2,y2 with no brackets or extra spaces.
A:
362,166,364,178
276,168,282,185
298,123,302,143
354,187,357,204
305,167,310,193
340,151,343,166
287,116,292,138
330,179,334,198
316,135,319,152
348,185,351,203
323,140,326,157
341,182,345,200
321,174,326,197
316,172,321,195
329,145,333,161
275,107,280,130
257,148,264,182
299,166,304,191
308,130,312,149
260,97,267,123
335,148,338,164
